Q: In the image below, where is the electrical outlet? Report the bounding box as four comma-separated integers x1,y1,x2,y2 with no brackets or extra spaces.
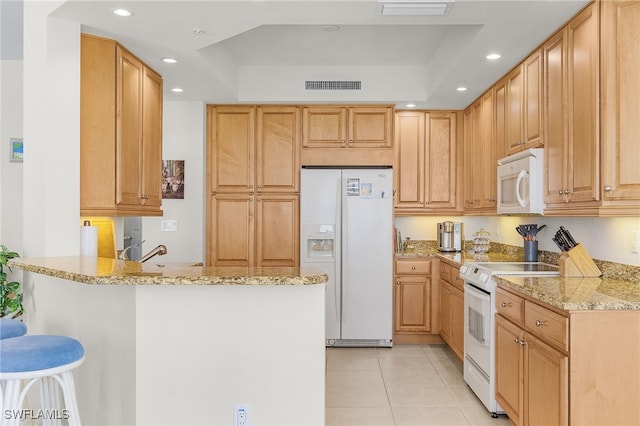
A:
234,405,248,426
632,231,639,254
160,220,178,232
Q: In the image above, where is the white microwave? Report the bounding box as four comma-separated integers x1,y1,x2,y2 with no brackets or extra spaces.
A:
497,148,545,215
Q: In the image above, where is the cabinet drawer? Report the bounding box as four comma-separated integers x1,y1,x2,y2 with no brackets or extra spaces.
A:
396,259,431,275
439,262,452,281
524,301,568,351
496,288,524,325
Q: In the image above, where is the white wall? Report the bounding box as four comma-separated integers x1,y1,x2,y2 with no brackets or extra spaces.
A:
395,215,640,266
23,2,79,259
139,101,206,263
0,60,23,252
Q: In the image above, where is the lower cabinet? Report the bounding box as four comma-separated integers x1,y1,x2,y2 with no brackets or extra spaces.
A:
438,260,464,361
495,287,569,426
393,258,439,344
208,193,299,267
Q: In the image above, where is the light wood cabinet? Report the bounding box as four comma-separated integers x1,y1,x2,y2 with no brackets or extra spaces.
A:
506,48,543,155
207,105,300,267
209,105,300,193
438,260,464,361
599,0,640,214
463,90,497,213
208,193,299,267
301,105,394,166
496,284,640,426
496,288,568,426
544,3,600,213
80,34,163,216
394,111,459,214
393,258,439,344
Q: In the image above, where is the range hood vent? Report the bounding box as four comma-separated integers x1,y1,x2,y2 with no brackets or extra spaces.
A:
305,80,362,91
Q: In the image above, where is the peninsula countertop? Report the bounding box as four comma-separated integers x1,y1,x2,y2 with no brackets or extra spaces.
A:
9,257,328,286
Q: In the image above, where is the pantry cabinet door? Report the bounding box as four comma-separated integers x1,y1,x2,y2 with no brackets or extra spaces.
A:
209,194,254,266
209,106,255,193
256,194,299,267
256,106,301,193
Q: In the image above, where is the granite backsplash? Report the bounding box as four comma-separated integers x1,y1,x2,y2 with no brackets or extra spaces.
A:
400,239,640,284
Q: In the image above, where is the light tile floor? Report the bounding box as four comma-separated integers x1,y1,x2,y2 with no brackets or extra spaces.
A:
326,344,514,426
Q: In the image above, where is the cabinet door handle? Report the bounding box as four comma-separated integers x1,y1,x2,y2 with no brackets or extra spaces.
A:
411,265,416,270
249,185,253,189
447,289,452,295
501,302,511,308
604,185,612,192
558,190,563,196
563,189,570,195
515,338,526,346
341,140,346,146
535,319,547,327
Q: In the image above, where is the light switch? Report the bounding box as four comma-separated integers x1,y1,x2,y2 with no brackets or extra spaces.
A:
161,220,178,232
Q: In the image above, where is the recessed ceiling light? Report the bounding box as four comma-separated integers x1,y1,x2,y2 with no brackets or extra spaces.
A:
112,8,132,17
486,53,501,60
171,88,184,93
405,103,417,108
456,86,468,92
162,57,178,64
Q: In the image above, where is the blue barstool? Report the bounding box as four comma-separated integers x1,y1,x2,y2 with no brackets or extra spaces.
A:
0,335,84,426
0,319,27,340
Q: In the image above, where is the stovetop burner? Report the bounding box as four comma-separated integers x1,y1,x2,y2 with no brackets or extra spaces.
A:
470,262,559,274
459,262,559,293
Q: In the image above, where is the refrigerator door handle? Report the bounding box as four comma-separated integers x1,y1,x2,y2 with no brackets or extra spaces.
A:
334,176,342,324
340,175,347,324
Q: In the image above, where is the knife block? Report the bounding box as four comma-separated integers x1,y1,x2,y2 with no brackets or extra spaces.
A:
558,244,602,277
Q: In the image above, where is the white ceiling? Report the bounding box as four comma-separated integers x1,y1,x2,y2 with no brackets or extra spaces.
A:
51,0,590,109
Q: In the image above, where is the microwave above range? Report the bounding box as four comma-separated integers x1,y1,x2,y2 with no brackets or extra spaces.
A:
497,148,545,215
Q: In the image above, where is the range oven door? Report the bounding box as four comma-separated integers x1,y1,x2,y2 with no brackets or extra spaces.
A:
463,282,492,377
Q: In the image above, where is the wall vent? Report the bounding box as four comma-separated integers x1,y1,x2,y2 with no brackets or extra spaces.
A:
305,80,362,91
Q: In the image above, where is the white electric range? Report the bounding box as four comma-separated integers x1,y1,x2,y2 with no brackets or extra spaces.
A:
459,262,560,416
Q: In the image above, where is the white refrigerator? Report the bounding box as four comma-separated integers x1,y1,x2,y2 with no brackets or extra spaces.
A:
300,168,393,347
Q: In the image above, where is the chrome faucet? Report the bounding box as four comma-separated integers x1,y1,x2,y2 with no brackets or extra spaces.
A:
137,244,168,263
118,240,146,261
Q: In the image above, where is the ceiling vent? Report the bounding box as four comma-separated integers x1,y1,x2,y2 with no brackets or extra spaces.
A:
378,0,454,16
305,80,362,91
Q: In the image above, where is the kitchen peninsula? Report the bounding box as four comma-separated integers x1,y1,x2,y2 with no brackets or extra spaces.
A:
10,257,328,426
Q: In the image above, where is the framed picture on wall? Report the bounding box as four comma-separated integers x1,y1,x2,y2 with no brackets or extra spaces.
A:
162,160,184,199
10,138,23,162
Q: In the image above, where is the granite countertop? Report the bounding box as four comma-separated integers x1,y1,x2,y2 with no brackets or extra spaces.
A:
494,275,640,311
395,240,640,311
9,257,328,286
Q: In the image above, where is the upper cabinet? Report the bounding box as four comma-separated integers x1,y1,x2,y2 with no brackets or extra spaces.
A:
599,0,640,214
209,105,300,193
301,105,394,166
506,48,543,155
394,111,460,214
543,3,600,213
80,34,163,217
463,90,497,214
